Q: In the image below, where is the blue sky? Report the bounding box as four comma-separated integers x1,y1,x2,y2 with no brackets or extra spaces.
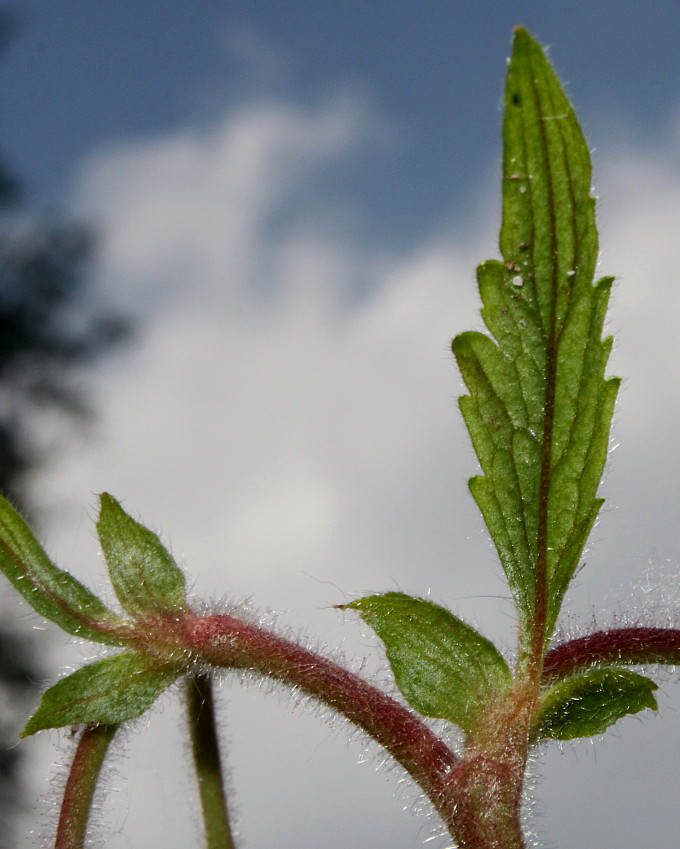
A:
6,1,680,245
4,4,680,849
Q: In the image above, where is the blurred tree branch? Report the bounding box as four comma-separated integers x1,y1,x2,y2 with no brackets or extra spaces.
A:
0,11,130,843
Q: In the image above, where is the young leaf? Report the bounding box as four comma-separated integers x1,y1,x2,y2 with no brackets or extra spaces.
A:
452,28,618,644
0,496,127,645
535,667,658,741
97,493,187,619
345,592,512,734
22,651,181,736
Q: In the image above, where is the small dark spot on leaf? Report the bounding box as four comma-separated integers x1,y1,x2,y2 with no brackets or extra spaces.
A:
511,92,522,106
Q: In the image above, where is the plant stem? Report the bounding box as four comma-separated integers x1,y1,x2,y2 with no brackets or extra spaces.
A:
184,613,459,831
186,673,236,849
449,682,539,849
543,626,680,679
55,723,118,849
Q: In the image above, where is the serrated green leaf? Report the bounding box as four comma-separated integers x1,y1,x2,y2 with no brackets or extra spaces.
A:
0,496,127,645
22,651,181,736
452,28,618,644
345,592,512,734
97,494,187,619
535,667,657,741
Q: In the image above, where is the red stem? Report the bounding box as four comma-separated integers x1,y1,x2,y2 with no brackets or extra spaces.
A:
543,626,680,680
55,724,118,849
184,613,460,829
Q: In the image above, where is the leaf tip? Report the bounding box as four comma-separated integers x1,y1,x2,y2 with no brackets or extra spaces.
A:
97,491,121,518
20,713,45,738
339,598,367,612
511,25,533,47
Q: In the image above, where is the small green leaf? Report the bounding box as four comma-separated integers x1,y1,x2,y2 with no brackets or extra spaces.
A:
452,28,618,643
22,651,181,736
536,667,658,741
345,592,512,734
97,494,187,619
0,496,127,645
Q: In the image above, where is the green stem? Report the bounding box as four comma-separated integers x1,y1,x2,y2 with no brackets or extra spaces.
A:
186,674,236,849
55,723,118,849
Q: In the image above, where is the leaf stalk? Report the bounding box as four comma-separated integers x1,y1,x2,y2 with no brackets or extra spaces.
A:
55,723,118,849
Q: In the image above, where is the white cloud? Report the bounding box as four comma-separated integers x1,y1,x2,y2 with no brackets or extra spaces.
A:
15,92,680,849
74,93,387,315
38,92,499,624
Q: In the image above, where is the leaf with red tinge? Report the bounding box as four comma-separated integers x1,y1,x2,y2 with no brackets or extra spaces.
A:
0,496,127,644
452,28,618,643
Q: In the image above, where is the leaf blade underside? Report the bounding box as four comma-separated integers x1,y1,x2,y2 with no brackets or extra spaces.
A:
0,496,127,645
452,28,618,644
97,493,187,620
346,592,512,734
22,651,181,736
535,667,658,741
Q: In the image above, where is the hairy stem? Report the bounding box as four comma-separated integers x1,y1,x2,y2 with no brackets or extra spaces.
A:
55,723,118,849
186,674,236,849
184,613,459,831
543,627,680,680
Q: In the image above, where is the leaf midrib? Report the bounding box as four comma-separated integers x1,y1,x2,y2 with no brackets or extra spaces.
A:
525,46,561,666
